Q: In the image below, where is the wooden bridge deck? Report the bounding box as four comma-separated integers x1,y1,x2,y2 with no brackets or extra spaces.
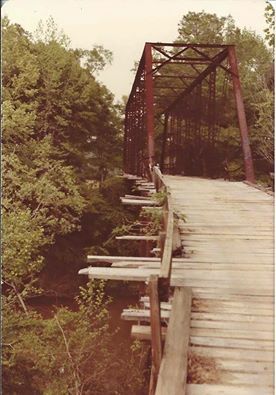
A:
164,176,274,394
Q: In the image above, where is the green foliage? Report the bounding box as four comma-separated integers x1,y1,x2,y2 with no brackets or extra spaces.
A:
74,45,113,75
264,1,275,48
251,87,274,167
151,191,168,206
177,12,236,44
3,208,45,292
140,208,163,235
2,16,124,297
2,15,148,395
3,282,148,394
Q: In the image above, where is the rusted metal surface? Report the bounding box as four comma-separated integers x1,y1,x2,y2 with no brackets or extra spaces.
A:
228,46,255,183
145,43,155,170
124,42,255,181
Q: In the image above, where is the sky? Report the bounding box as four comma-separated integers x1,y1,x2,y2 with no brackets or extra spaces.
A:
2,0,270,101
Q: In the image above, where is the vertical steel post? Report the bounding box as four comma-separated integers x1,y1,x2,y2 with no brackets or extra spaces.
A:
161,114,169,173
228,46,255,183
145,43,155,169
124,109,130,174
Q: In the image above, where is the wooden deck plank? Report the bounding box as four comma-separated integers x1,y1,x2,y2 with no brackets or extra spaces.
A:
189,346,273,362
186,384,274,395
164,175,274,393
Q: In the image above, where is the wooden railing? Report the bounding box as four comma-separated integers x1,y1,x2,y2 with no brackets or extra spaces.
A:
149,166,191,395
152,166,174,282
147,166,175,394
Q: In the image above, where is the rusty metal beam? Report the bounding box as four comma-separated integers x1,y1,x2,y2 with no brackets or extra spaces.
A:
163,48,228,114
152,47,190,74
190,46,235,76
152,57,210,64
145,43,155,169
227,46,255,183
150,42,230,48
154,74,196,79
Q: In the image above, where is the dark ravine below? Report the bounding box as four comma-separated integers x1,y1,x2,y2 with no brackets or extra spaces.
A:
26,286,140,339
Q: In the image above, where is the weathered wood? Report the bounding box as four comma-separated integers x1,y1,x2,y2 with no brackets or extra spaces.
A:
78,267,158,281
190,346,273,362
143,301,172,310
244,180,274,196
115,235,159,241
155,287,192,395
123,173,143,180
190,336,273,350
166,175,273,392
120,197,158,206
80,174,274,392
131,325,167,340
122,308,170,322
148,275,162,395
215,359,273,373
191,312,274,324
112,261,161,268
87,255,160,263
191,319,273,332
171,278,274,292
186,384,274,395
124,194,152,200
190,327,272,340
159,197,173,279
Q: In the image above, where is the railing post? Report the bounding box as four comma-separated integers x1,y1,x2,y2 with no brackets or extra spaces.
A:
228,45,255,183
161,114,169,173
148,274,162,395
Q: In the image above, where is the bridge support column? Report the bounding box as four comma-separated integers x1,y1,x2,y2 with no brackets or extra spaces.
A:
228,46,255,183
145,43,155,170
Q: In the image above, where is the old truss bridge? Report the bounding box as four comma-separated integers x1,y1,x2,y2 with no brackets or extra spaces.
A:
80,43,274,394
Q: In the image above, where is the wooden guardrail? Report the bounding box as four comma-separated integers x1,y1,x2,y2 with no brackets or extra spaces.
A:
147,166,175,394
152,166,174,290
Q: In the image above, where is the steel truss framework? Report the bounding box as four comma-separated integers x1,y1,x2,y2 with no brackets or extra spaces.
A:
124,42,255,182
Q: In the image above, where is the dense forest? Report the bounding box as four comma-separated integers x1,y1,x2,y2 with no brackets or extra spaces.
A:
2,16,147,394
2,4,274,394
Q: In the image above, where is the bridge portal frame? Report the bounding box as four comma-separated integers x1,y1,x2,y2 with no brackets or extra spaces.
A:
124,42,255,183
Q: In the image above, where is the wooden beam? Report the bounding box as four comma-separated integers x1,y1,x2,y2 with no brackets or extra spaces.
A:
78,267,159,281
143,301,172,311
123,173,143,180
116,235,159,241
120,197,158,206
124,194,152,200
86,255,161,264
155,287,192,395
111,261,161,268
122,308,170,322
131,324,167,340
148,275,163,395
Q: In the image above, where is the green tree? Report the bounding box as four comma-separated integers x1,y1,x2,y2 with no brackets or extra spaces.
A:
3,282,147,394
175,10,274,179
177,12,236,44
33,17,122,181
2,16,145,395
2,17,123,300
264,1,275,49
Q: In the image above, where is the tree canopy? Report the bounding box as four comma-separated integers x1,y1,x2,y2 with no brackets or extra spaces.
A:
2,17,147,394
175,10,274,180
